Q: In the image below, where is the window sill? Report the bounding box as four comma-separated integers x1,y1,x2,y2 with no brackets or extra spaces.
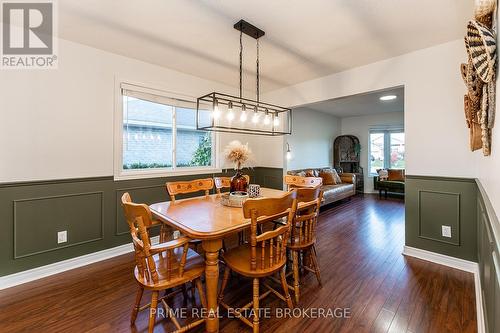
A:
114,167,222,181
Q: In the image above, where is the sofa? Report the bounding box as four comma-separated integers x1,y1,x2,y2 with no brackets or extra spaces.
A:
287,168,356,206
373,169,405,198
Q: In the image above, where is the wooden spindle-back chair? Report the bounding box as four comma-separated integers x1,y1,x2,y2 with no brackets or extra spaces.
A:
288,187,323,303
214,175,251,246
218,191,298,333
284,175,322,191
165,178,214,251
121,192,173,243
166,178,214,202
214,175,250,194
121,193,206,333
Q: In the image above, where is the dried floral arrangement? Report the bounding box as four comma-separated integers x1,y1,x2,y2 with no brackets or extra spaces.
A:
223,140,254,170
461,0,497,156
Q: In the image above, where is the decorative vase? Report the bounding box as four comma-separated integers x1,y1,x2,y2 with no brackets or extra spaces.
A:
230,169,248,193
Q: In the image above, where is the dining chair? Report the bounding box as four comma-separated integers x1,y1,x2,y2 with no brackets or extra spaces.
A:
121,193,206,333
166,178,214,202
272,176,322,231
121,192,172,243
284,175,322,190
214,175,251,194
214,175,251,246
287,187,323,303
218,191,298,333
166,178,214,252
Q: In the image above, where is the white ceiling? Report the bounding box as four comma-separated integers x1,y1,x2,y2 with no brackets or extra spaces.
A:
299,86,404,117
58,0,472,92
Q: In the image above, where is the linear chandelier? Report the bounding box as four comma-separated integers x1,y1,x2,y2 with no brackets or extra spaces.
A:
196,20,292,136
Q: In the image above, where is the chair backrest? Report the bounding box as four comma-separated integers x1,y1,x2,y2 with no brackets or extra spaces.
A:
290,187,323,248
243,190,298,271
121,192,155,230
166,178,214,202
214,175,250,194
284,175,322,191
121,192,189,284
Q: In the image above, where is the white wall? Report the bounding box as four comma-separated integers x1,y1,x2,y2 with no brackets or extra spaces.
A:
0,38,281,183
263,39,472,179
263,37,500,219
285,108,340,170
341,112,404,192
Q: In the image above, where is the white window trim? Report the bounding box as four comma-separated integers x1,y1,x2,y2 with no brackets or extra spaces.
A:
113,80,220,181
368,127,404,176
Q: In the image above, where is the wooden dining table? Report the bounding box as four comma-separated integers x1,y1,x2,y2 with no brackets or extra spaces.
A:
149,187,287,333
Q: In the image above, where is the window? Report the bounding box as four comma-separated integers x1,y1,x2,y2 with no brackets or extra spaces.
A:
118,84,216,178
369,129,405,174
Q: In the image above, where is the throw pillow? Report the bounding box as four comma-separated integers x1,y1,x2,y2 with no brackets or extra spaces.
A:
305,169,315,177
377,169,388,181
387,169,405,181
331,169,342,184
319,171,335,185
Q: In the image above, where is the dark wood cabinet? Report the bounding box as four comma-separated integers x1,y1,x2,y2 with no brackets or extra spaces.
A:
334,135,364,193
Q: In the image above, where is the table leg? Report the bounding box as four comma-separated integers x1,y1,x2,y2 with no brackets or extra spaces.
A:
202,239,222,333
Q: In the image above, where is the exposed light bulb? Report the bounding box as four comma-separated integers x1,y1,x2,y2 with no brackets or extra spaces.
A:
252,113,259,124
273,114,280,126
252,106,259,124
227,101,234,121
286,143,292,160
240,111,247,122
264,109,270,125
240,104,247,122
212,99,221,119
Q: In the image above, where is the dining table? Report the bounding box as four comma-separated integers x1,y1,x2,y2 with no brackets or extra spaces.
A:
149,187,287,333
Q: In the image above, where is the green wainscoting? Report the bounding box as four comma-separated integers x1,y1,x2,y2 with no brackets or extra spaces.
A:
253,167,285,190
405,175,478,261
407,176,500,331
0,167,283,276
476,180,500,333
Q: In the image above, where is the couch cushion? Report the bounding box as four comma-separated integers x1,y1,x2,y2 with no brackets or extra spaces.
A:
378,180,405,189
322,184,354,200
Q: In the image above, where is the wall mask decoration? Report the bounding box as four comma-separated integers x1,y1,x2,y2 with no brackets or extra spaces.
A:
461,0,497,156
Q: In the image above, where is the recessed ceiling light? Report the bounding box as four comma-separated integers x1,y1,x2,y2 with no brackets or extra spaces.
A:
380,95,397,101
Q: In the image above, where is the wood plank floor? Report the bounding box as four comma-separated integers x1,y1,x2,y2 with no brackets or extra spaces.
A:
0,195,476,333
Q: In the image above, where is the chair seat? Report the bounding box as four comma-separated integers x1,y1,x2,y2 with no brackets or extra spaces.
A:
222,243,286,277
134,248,204,290
287,237,315,250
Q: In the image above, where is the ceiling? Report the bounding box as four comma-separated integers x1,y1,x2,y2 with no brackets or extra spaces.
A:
58,0,472,92
299,86,404,117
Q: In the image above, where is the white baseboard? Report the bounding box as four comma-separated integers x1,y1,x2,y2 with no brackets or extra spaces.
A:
403,246,485,333
402,245,476,272
0,236,159,290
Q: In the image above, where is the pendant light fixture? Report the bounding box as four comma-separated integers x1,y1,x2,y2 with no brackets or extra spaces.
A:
196,19,292,136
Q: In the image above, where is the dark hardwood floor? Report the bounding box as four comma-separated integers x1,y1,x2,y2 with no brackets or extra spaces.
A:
0,195,476,333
